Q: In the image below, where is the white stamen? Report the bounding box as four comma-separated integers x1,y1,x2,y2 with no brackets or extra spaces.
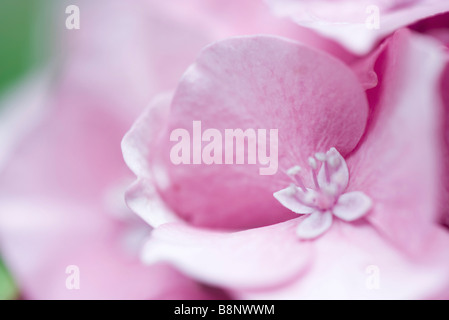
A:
274,147,364,240
308,157,320,190
303,191,317,206
287,165,302,176
286,184,297,196
322,184,338,196
308,157,317,170
328,156,340,168
332,171,346,186
286,166,307,193
324,161,331,183
315,152,327,162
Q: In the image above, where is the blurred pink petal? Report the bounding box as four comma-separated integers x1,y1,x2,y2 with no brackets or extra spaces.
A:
144,212,449,299
349,41,386,90
0,0,292,299
142,219,311,290
239,221,449,299
265,0,449,54
411,12,449,46
58,0,315,121
0,73,223,298
411,14,449,229
443,58,449,228
0,69,52,170
0,200,221,299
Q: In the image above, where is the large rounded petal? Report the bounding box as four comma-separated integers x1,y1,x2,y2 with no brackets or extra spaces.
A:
265,0,449,54
143,217,449,298
142,219,312,290
346,30,448,253
146,36,368,229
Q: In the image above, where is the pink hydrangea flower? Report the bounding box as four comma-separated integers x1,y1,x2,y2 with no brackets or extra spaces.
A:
0,0,302,299
123,29,449,299
264,0,449,54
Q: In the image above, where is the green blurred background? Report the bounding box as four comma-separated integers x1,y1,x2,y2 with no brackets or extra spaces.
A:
0,0,49,299
0,260,16,300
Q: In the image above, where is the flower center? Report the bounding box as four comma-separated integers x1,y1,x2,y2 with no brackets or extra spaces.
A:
274,147,372,239
286,150,347,212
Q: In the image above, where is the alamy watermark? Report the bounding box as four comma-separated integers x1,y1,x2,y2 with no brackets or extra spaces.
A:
65,5,80,30
365,264,380,290
169,121,278,175
365,5,380,30
65,265,80,290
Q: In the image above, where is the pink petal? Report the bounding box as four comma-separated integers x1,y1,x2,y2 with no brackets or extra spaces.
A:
122,93,173,181
144,217,449,298
122,94,182,227
296,211,333,239
411,12,449,47
0,200,221,300
443,61,449,228
63,0,322,120
239,220,449,299
346,30,447,253
0,73,215,299
125,179,182,228
349,41,387,90
141,219,312,290
273,186,315,214
333,191,372,222
59,0,218,122
265,0,449,54
147,36,368,229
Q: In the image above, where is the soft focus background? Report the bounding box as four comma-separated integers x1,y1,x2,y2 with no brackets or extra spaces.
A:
1,0,448,300
0,0,49,299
